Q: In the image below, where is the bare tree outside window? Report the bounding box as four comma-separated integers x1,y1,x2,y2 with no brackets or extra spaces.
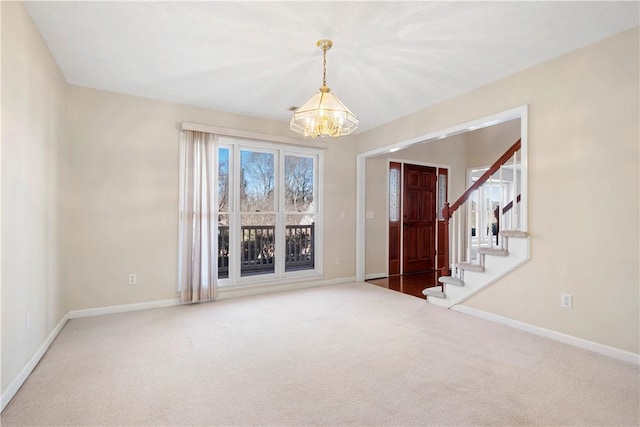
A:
285,155,314,215
218,147,230,219
284,155,315,271
215,145,318,278
240,150,275,216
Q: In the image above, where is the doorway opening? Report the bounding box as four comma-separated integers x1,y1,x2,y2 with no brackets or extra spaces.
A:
356,105,528,295
388,162,449,278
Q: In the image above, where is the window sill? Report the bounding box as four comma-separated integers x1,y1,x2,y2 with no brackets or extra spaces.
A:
217,273,325,298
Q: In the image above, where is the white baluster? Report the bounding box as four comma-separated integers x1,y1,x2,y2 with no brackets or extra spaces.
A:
513,150,519,230
458,210,463,270
510,153,516,230
477,185,483,259
496,165,504,247
451,210,457,273
466,198,472,262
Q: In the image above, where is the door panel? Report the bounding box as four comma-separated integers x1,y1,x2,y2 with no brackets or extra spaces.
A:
403,164,437,274
420,191,434,221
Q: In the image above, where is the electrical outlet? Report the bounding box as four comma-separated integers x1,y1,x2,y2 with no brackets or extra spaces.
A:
128,273,137,285
25,312,31,331
335,257,341,265
561,293,572,309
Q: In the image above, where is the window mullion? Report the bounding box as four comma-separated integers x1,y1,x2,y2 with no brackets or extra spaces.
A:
230,144,241,283
314,152,323,275
275,149,286,277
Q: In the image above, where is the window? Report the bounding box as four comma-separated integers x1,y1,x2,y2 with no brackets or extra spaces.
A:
468,167,512,254
217,147,231,279
216,137,322,285
239,148,276,277
389,167,400,222
284,155,316,272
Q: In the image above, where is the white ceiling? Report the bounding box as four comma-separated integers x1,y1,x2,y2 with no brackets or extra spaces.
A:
25,1,639,133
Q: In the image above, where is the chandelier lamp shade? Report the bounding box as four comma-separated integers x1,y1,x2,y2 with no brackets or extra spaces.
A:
290,40,359,138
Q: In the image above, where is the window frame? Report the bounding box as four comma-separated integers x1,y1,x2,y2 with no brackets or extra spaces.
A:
282,152,319,275
217,136,323,286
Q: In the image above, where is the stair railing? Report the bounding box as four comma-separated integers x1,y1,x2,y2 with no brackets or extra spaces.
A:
442,139,522,277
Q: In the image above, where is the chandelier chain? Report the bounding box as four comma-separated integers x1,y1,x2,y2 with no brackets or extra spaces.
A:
322,47,327,87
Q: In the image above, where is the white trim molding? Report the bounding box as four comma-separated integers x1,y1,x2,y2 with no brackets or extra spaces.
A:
452,305,639,365
68,277,357,319
1,314,69,412
181,122,328,149
68,299,181,319
217,276,356,300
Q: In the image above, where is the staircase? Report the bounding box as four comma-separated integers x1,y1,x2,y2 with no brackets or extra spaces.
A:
424,139,530,308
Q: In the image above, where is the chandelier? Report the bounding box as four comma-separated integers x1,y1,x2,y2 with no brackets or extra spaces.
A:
290,39,359,138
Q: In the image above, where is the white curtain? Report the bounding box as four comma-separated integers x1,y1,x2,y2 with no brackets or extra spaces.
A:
178,130,217,303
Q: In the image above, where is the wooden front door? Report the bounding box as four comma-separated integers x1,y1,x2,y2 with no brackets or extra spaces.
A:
402,164,437,274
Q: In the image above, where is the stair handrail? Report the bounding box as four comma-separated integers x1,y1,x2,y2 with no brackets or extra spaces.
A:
502,194,521,215
443,138,521,220
440,138,521,277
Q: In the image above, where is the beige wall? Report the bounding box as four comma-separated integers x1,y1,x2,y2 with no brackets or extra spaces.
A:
1,2,69,393
322,134,358,278
66,87,357,310
466,119,521,169
364,157,387,276
356,28,639,353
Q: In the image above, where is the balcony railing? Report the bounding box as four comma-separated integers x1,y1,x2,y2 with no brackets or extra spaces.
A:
217,224,314,278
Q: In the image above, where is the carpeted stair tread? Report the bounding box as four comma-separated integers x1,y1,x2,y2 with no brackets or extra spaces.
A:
438,276,465,286
423,287,446,298
500,230,529,238
455,262,485,272
478,247,509,256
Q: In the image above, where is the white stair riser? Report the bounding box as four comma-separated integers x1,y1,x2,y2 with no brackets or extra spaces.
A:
438,276,464,286
423,288,445,298
500,230,529,238
478,248,509,256
428,236,529,308
455,262,485,272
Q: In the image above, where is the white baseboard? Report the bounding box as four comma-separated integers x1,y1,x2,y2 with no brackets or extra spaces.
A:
365,273,387,280
452,305,640,365
68,299,181,319
217,276,356,300
1,313,69,412
68,278,358,318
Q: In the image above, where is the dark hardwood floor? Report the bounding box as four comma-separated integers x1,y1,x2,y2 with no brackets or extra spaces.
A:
366,271,440,299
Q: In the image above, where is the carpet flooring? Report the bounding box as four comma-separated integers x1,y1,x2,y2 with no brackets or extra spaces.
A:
2,282,639,426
